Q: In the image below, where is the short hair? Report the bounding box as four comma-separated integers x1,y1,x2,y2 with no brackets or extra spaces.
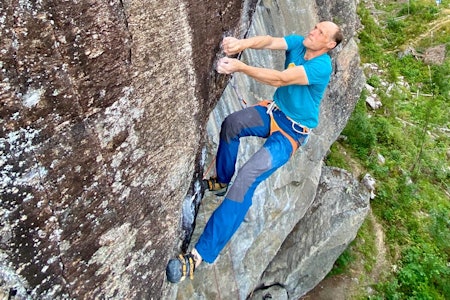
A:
332,27,344,48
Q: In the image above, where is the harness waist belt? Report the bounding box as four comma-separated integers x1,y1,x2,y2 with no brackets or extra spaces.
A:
266,101,310,134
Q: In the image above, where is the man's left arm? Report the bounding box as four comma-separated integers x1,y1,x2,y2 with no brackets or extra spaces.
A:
216,57,309,87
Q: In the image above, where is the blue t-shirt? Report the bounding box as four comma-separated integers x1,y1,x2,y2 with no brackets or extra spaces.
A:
273,35,332,129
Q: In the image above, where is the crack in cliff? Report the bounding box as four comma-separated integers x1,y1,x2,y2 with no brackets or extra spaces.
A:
181,0,261,253
118,0,132,65
249,282,288,299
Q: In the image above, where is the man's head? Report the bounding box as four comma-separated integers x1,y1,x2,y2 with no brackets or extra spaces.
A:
303,21,343,53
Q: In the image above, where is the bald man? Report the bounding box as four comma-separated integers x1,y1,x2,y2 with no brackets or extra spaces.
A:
167,21,343,283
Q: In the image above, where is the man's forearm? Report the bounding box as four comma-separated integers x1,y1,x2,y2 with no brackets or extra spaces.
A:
222,35,286,56
216,56,307,86
242,36,275,50
240,64,285,87
242,35,287,51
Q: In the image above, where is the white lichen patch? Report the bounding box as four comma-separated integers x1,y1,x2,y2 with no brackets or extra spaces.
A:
21,87,44,108
94,87,143,149
0,125,48,292
15,166,47,187
85,48,104,59
88,223,139,298
89,223,137,269
130,148,145,163
0,127,46,195
0,252,31,299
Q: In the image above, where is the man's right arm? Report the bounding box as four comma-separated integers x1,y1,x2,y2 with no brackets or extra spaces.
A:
222,36,287,56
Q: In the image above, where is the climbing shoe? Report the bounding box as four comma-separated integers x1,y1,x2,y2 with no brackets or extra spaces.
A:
202,177,228,196
166,250,202,283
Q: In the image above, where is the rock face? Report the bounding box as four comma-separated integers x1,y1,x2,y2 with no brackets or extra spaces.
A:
169,0,367,298
1,0,246,298
259,167,370,298
0,0,366,299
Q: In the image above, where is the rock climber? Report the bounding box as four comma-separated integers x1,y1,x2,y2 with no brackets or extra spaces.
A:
166,21,343,283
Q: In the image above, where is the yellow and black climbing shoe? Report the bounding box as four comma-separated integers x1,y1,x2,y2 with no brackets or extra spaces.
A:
202,177,228,196
166,253,196,283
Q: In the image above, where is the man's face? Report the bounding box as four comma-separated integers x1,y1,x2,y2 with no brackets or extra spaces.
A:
303,22,337,51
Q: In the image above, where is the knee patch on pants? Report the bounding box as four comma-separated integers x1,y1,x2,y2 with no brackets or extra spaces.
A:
226,147,272,203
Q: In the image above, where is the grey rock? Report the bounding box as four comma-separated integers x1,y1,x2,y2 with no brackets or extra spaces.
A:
169,0,367,299
259,167,370,299
1,0,367,299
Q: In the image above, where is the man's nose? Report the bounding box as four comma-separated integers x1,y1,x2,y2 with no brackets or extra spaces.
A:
310,28,318,35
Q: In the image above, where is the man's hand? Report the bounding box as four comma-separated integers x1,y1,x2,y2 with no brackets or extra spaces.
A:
216,57,244,74
222,37,244,56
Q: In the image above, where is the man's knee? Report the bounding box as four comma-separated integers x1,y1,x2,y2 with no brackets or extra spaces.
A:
220,107,265,142
220,115,237,142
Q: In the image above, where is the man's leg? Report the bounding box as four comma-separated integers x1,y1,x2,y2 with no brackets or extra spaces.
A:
196,130,294,263
215,105,271,184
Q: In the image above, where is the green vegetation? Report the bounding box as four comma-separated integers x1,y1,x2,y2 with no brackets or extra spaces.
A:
326,0,450,299
328,245,356,276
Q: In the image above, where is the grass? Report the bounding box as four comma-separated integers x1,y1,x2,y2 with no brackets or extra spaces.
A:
325,0,450,298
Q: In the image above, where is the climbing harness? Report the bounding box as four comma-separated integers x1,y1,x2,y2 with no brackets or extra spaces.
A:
265,101,310,135
258,100,309,156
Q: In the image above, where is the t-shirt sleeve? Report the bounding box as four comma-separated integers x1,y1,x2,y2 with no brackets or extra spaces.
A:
303,56,332,85
284,35,304,51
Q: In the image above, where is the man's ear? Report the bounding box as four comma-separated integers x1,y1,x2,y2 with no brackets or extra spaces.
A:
327,40,337,49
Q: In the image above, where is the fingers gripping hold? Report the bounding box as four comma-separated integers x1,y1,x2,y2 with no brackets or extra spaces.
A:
222,36,242,56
